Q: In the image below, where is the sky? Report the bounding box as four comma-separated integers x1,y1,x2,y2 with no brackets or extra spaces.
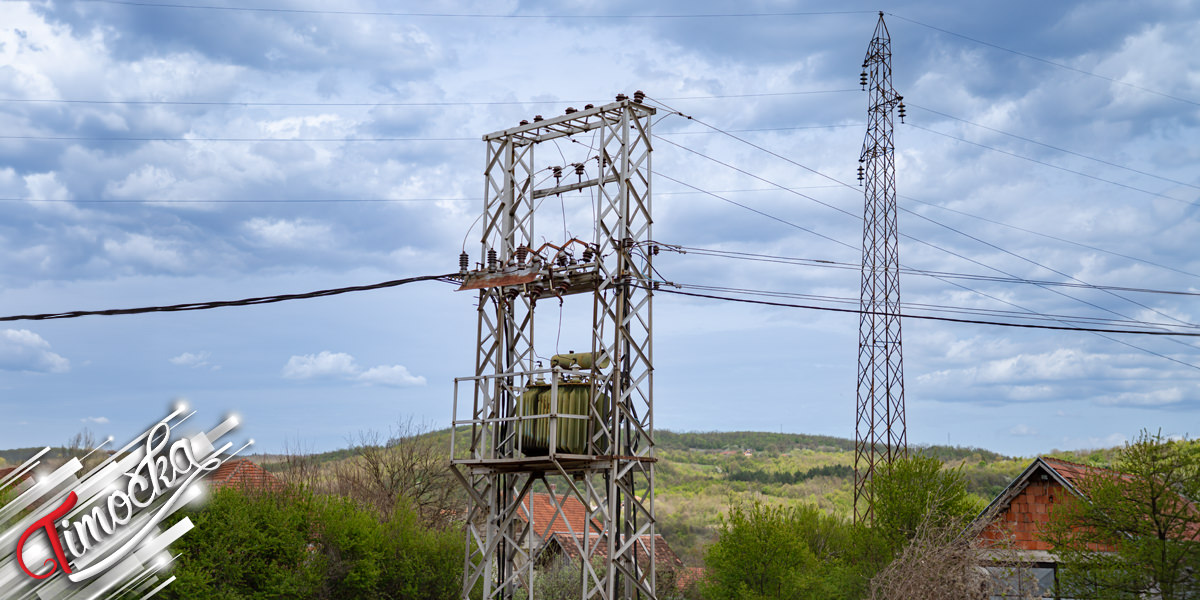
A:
0,0,1198,458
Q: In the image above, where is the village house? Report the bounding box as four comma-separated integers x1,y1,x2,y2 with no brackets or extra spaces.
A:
970,456,1198,599
206,458,286,493
516,492,687,587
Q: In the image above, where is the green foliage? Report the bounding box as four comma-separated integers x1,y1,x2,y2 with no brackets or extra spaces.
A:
703,501,879,600
727,464,852,485
165,489,323,599
163,488,463,600
1043,431,1200,600
869,455,984,548
657,430,855,453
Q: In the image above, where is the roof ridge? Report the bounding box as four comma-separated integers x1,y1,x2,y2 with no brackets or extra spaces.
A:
1039,455,1118,473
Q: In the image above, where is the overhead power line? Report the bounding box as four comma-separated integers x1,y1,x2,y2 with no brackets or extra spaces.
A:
652,287,1200,339
0,273,455,322
0,89,853,107
671,245,1200,298
887,13,1200,108
907,104,1200,192
76,1,874,18
908,122,1198,208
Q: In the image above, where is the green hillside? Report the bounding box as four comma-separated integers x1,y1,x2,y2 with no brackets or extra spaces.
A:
2,429,1122,567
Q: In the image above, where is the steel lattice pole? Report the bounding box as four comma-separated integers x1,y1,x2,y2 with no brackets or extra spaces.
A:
854,12,907,524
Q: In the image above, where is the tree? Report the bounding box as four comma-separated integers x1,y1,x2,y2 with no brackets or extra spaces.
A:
703,500,873,600
331,419,461,526
1043,431,1200,600
869,454,984,548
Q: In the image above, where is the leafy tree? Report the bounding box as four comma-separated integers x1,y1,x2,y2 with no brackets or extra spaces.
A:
164,488,463,599
1042,431,1200,600
869,454,983,548
703,500,875,600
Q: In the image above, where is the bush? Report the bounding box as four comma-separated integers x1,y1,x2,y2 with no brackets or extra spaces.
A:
164,488,463,599
703,500,877,600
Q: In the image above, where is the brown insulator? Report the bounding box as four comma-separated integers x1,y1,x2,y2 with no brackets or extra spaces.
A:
616,93,628,101
582,248,594,262
516,246,528,264
487,248,497,272
533,115,544,122
584,103,594,109
553,166,563,181
633,90,645,103
459,251,469,273
556,254,568,267
565,107,577,114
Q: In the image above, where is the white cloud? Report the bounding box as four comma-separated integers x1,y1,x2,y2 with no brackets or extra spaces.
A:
103,233,186,271
358,364,426,387
1008,424,1038,437
282,351,360,379
169,351,212,368
282,351,424,387
0,329,69,373
82,416,109,425
245,218,332,248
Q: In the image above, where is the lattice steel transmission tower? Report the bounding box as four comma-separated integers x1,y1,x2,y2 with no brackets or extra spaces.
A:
854,12,908,523
449,94,657,599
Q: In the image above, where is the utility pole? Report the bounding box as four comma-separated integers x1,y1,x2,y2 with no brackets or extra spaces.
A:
855,12,907,523
450,93,657,599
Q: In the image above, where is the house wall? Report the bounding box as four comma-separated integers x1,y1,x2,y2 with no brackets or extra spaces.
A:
978,474,1114,553
985,478,1062,551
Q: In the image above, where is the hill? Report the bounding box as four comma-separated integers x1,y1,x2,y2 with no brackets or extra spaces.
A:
2,429,1121,566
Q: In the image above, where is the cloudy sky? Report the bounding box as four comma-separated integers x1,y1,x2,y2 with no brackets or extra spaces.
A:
1,0,1198,457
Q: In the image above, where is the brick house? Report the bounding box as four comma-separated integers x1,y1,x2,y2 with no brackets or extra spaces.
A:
206,458,286,493
972,457,1122,598
516,492,685,587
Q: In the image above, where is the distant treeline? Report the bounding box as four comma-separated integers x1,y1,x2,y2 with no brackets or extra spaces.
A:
728,464,853,485
657,430,856,453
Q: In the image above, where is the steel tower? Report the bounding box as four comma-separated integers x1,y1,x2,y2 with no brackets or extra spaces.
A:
450,94,657,599
855,12,908,523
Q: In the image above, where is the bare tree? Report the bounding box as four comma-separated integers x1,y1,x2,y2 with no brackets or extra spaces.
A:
63,427,107,470
870,509,1039,600
332,419,461,526
274,438,327,493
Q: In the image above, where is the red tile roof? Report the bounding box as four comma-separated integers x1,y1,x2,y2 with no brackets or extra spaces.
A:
207,458,285,493
547,533,685,573
518,492,602,538
975,456,1198,552
0,465,34,487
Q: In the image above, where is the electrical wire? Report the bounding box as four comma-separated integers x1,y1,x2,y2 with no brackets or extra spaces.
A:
0,273,456,322
652,171,857,252
670,245,1200,298
908,122,1198,208
647,101,1200,339
0,90,854,108
668,282,1200,331
648,126,1200,366
906,104,1200,192
886,13,1200,108
74,2,875,18
650,286,1200,339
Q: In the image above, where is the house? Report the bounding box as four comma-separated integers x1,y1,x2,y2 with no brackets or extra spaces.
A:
970,456,1184,598
516,492,686,586
206,458,285,493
